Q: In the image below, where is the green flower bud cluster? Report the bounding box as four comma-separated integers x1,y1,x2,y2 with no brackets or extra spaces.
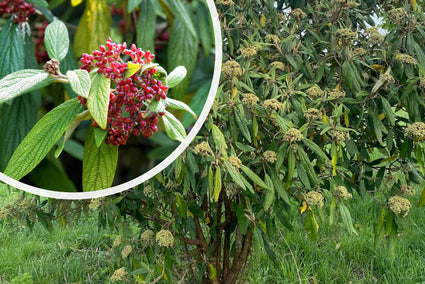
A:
270,61,285,70
336,28,357,43
156,230,174,247
335,186,353,199
304,108,322,121
366,27,385,45
113,235,122,248
262,99,284,112
396,53,417,64
304,191,324,207
121,245,132,259
239,47,257,58
381,73,395,84
353,48,367,56
419,78,425,89
140,229,155,246
387,8,405,22
284,128,303,143
291,8,307,19
388,195,411,217
194,141,213,156
242,93,260,106
216,0,234,5
306,85,324,99
263,151,277,163
143,185,152,195
328,89,346,99
225,184,239,199
223,60,243,77
400,185,415,196
110,267,127,282
228,156,242,168
331,130,350,144
265,34,280,45
405,122,425,141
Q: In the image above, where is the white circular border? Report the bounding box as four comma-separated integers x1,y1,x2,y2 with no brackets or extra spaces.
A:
0,0,222,200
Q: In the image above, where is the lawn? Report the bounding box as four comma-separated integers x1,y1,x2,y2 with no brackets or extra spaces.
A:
2,184,425,283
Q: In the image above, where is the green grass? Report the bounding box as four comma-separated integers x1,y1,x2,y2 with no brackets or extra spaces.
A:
2,185,425,283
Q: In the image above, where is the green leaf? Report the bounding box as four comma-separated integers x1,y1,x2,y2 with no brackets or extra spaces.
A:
4,99,81,180
167,18,199,100
26,0,49,7
270,170,291,205
196,0,213,58
381,97,395,126
128,0,143,12
0,19,24,79
214,166,222,202
339,203,358,235
417,186,425,208
235,104,251,143
45,21,70,61
162,110,187,142
302,138,329,162
165,0,197,39
94,126,108,147
224,161,246,191
0,95,37,171
66,70,91,98
74,0,111,57
166,66,187,88
240,165,271,190
0,70,55,104
286,149,295,189
165,97,196,119
87,70,110,129
305,209,319,241
137,0,156,53
83,125,118,191
263,174,275,211
146,98,167,116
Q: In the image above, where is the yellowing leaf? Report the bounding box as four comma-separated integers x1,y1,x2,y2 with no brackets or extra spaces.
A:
126,62,142,78
371,64,385,72
299,201,307,213
260,14,266,27
232,87,238,99
71,0,83,6
378,113,385,120
332,151,337,176
344,110,349,127
323,113,328,123
74,0,111,57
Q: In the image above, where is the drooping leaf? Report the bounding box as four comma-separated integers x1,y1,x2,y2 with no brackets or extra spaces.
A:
196,0,213,58
162,110,187,142
87,70,110,129
0,19,24,79
165,97,196,118
240,165,271,190
128,0,143,12
0,70,55,104
66,70,91,98
214,166,222,202
339,203,358,235
263,174,275,211
166,66,187,88
137,0,156,53
224,161,247,191
4,99,81,180
302,138,329,162
167,18,199,100
44,20,70,61
82,125,118,191
74,0,111,57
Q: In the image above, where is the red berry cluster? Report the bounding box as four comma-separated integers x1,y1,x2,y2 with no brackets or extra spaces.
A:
79,38,168,146
0,0,35,24
34,21,49,64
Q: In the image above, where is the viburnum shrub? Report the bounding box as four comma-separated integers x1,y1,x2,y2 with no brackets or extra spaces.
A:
0,20,195,191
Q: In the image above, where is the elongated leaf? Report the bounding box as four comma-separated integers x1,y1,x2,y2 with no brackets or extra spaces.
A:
165,0,197,39
417,186,425,208
381,97,395,126
162,110,187,142
128,0,143,12
302,138,329,162
240,165,271,190
74,0,111,57
166,66,187,88
263,174,275,211
165,97,196,118
66,70,91,98
0,19,24,79
45,21,69,61
167,18,199,100
137,0,156,53
286,149,295,188
224,161,246,191
83,125,118,191
4,99,81,180
87,70,110,129
26,0,49,7
270,170,291,205
0,70,55,104
305,209,319,241
235,105,251,143
197,0,213,58
214,166,222,202
339,203,358,235
0,95,37,171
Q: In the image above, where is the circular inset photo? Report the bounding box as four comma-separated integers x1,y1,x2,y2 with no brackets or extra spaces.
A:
0,0,221,198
